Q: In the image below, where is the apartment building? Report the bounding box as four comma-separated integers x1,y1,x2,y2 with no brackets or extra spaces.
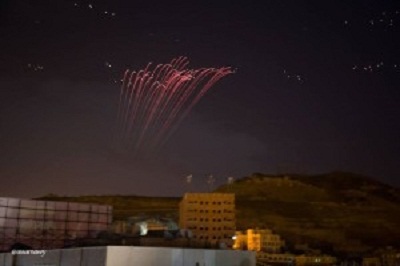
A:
179,193,235,247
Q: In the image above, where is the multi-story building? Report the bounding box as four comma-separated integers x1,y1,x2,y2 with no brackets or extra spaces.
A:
260,229,285,253
233,228,337,266
233,229,260,251
233,228,285,253
179,193,235,247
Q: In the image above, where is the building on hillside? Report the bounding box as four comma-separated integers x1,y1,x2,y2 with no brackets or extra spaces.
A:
0,197,112,251
295,254,337,266
259,229,285,253
361,247,400,266
233,228,285,253
233,229,260,251
375,247,400,266
232,228,337,266
179,193,235,248
256,252,295,265
112,217,179,237
362,257,381,266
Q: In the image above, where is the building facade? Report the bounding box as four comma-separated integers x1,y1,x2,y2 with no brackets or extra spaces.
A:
233,228,285,253
256,252,295,265
179,193,235,247
362,257,381,266
0,197,112,251
295,254,337,266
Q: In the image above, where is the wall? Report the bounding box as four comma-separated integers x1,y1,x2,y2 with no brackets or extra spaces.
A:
0,246,256,266
0,197,112,251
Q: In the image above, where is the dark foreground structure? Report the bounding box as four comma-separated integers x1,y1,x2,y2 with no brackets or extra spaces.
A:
0,197,112,251
0,246,255,266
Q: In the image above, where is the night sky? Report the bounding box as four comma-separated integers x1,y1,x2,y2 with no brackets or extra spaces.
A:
0,1,399,197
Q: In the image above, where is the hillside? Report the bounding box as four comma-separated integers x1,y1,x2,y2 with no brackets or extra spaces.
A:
37,172,400,254
37,195,180,221
217,172,400,253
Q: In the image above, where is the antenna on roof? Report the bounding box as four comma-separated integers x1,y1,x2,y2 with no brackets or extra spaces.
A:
227,176,234,192
207,174,215,192
185,174,193,192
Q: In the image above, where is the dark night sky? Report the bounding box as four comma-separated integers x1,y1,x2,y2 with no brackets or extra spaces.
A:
0,0,399,197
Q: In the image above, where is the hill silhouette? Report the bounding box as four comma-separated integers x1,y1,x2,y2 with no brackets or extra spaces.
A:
38,171,400,254
217,172,400,254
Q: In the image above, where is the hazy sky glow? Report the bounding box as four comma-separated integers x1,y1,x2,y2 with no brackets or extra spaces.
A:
0,0,399,197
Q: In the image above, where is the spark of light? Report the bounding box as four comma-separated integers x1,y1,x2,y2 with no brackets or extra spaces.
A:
113,57,234,154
